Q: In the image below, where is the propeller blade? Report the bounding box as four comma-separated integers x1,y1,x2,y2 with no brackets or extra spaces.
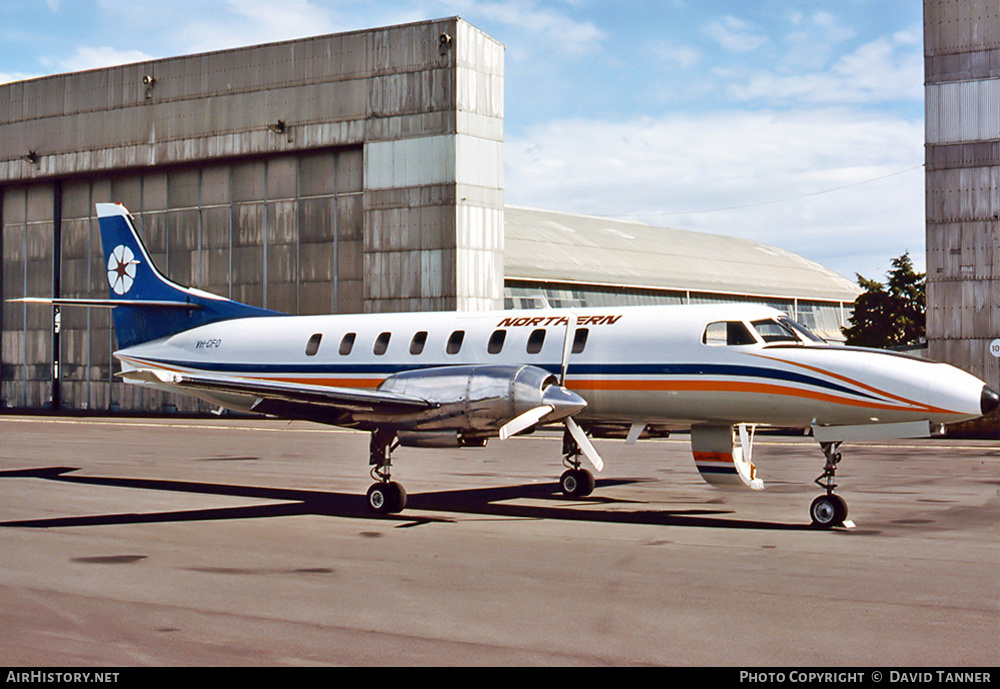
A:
560,312,577,385
565,416,603,472
499,405,553,440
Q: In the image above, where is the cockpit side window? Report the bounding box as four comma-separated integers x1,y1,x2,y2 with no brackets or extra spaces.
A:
703,321,757,346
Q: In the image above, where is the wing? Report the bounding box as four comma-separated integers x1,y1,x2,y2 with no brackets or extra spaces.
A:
118,368,433,428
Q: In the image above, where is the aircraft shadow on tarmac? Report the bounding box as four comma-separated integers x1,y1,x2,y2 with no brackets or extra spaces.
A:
0,466,812,531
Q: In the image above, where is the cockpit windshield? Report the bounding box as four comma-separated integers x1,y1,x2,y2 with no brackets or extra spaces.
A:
778,317,826,343
750,317,825,345
703,317,827,347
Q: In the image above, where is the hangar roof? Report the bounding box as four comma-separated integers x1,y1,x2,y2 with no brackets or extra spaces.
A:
503,206,860,303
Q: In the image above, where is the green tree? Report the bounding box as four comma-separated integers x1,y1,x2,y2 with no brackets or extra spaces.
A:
842,253,926,348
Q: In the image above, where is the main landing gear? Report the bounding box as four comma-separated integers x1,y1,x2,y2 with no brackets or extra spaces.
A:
363,425,599,515
810,441,849,528
367,428,407,514
559,427,595,498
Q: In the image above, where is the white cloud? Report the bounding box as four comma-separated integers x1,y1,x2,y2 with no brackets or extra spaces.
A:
781,11,855,71
653,41,700,69
0,71,41,85
443,0,606,57
729,31,923,104
702,15,768,53
504,109,925,279
224,0,337,42
168,0,339,54
48,46,154,73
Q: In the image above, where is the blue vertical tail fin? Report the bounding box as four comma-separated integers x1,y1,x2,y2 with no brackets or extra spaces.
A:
96,203,282,348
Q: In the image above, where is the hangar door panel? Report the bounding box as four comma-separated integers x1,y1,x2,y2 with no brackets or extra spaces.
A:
0,146,364,412
1,185,58,410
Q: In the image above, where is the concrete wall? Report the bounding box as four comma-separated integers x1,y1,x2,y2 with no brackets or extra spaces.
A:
924,0,1000,394
0,18,505,411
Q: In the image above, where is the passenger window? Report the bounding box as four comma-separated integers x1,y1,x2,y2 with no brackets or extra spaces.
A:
487,329,506,354
703,321,756,346
339,332,356,355
374,332,391,355
410,331,428,355
572,328,589,354
447,330,465,355
527,328,546,354
305,333,322,356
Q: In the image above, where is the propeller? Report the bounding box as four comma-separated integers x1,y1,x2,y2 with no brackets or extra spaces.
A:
560,312,576,385
499,405,553,440
497,310,604,473
557,312,603,471
565,415,604,472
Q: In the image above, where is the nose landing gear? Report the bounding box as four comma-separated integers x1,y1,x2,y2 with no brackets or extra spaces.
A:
811,441,848,528
559,427,595,498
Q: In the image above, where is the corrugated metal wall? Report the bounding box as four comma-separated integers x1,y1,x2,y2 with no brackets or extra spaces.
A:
1,149,362,412
925,0,1000,393
0,18,507,412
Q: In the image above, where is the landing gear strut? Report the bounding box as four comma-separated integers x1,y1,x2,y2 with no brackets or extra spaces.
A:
367,428,407,514
810,441,848,528
559,427,595,498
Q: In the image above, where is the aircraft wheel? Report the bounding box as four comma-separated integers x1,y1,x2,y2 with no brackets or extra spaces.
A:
367,481,407,514
810,494,848,528
560,468,595,498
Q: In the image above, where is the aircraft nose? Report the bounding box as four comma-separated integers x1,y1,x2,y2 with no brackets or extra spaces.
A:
982,386,1000,416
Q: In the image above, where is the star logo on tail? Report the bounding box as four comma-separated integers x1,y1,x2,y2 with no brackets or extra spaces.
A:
107,245,139,295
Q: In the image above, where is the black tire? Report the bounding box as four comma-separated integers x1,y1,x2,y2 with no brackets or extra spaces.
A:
390,481,408,512
560,468,595,498
810,494,848,528
367,481,407,514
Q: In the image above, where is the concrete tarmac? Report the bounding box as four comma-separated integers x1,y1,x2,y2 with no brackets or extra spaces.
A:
0,415,997,666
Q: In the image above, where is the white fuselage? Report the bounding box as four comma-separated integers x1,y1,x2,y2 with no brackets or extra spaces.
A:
116,303,986,431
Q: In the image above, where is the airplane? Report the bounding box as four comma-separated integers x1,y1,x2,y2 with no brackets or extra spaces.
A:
13,203,999,527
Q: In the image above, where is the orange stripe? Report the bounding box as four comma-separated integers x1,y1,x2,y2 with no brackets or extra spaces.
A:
570,378,937,413
748,353,956,415
268,377,383,388
693,451,735,464
119,354,963,417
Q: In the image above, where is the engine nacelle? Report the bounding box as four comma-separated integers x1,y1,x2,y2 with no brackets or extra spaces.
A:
376,365,571,433
396,431,489,448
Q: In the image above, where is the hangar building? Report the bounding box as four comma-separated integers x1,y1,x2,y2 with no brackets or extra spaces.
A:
924,0,1000,399
0,17,857,413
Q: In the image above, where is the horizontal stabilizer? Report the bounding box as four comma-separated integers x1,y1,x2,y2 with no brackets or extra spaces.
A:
10,297,202,309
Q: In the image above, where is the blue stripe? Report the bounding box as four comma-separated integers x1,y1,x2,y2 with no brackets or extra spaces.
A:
131,357,879,402
696,465,739,475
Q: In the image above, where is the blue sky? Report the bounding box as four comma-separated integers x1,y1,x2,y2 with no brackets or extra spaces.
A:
1,0,926,283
